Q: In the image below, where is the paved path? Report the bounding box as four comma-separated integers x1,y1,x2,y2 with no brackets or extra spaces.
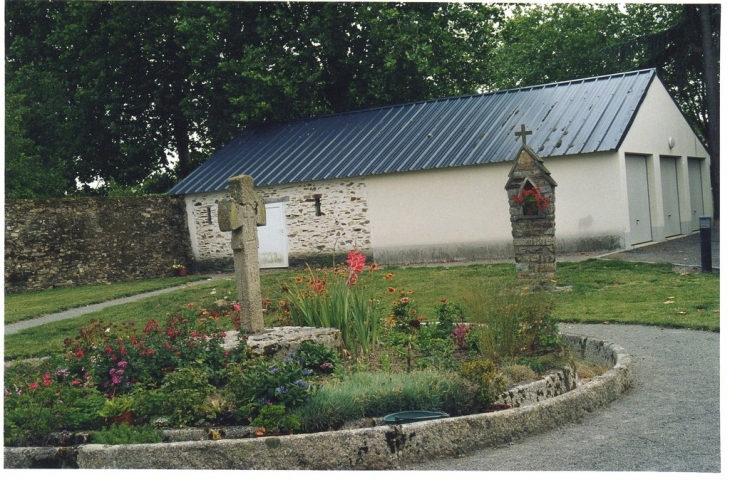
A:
404,323,721,472
4,275,233,335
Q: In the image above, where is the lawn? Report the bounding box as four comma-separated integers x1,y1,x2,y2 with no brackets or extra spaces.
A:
3,259,719,360
4,275,208,324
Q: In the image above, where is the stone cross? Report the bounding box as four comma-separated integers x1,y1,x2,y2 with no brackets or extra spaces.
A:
515,124,533,145
218,175,267,334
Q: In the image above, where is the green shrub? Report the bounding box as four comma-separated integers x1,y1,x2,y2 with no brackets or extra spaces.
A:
153,367,216,427
227,357,320,423
292,370,478,432
4,358,106,446
90,423,163,445
293,342,340,375
459,359,507,408
462,277,557,360
250,404,301,435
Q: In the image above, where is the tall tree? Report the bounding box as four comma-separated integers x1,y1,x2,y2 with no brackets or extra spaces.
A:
5,1,502,198
488,3,720,217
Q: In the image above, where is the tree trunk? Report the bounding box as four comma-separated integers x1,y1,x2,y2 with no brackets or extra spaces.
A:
699,4,720,219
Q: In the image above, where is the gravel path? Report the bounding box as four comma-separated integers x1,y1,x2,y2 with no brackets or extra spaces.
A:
404,323,721,472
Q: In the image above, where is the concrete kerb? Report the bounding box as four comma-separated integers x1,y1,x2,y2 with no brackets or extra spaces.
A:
4,333,632,470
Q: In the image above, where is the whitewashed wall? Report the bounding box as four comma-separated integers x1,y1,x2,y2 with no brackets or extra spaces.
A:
365,156,628,265
619,77,712,241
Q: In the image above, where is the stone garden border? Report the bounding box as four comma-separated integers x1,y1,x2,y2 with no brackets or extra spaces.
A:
4,333,632,469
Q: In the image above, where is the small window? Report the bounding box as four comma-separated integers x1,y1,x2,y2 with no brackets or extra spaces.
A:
313,194,323,216
206,206,213,224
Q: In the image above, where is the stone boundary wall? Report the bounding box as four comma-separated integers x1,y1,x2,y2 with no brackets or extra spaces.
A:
4,197,194,294
3,333,632,469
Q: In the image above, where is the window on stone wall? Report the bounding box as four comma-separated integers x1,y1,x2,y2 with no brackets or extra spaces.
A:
313,194,323,216
207,206,213,224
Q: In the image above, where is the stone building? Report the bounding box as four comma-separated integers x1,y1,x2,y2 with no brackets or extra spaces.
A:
169,69,712,269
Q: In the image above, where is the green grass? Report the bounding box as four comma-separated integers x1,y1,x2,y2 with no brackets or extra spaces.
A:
553,259,720,331
4,260,719,360
4,276,209,324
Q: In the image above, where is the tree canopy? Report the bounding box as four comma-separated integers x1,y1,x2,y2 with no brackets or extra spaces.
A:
4,1,719,215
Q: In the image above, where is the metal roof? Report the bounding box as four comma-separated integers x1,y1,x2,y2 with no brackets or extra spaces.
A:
169,69,655,195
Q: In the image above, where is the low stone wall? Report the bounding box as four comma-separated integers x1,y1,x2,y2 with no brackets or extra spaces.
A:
4,196,194,293
3,333,632,469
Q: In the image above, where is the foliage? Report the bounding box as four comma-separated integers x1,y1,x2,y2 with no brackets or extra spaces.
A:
249,404,301,436
98,395,136,418
61,302,242,394
227,356,320,424
458,359,507,409
283,250,381,358
462,278,557,361
293,342,340,375
292,371,479,433
4,359,106,446
513,185,551,214
90,423,163,445
434,299,467,340
4,2,502,197
150,367,217,427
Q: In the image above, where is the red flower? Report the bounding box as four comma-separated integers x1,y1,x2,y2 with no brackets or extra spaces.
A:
72,379,81,386
346,249,367,284
29,382,39,390
75,349,85,358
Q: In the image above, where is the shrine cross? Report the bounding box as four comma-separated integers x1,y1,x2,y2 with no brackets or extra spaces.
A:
515,124,532,145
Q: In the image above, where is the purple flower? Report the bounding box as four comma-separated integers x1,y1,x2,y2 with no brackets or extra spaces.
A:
55,368,69,378
294,380,308,387
275,386,288,395
117,361,128,369
270,367,279,374
320,362,333,370
301,368,313,376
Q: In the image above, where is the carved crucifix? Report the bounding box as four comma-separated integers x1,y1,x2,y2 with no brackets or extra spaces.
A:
218,175,267,334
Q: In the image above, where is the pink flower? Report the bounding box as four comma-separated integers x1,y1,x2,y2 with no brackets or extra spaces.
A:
29,382,39,390
233,303,241,312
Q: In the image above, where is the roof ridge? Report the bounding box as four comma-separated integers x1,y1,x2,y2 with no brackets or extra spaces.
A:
262,68,657,127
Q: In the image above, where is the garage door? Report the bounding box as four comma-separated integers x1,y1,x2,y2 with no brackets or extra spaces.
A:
626,155,653,245
688,158,705,232
660,156,682,237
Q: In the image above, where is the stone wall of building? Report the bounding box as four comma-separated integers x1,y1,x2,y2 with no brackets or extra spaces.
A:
4,196,193,294
186,177,372,270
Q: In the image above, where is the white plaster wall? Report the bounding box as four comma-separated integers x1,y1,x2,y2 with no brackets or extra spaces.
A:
620,77,712,240
366,156,627,263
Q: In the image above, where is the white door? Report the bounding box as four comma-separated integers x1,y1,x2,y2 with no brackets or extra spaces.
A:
660,156,682,237
626,155,653,245
688,158,705,231
257,202,289,268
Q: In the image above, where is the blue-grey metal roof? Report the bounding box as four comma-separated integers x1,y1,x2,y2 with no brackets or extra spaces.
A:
169,69,655,195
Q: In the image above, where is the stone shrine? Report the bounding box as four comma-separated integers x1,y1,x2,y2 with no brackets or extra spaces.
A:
505,125,557,291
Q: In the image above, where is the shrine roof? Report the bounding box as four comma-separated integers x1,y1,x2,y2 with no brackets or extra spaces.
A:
170,69,655,195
